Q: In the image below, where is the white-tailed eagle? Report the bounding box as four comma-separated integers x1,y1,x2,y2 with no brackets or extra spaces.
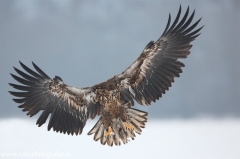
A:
9,6,203,146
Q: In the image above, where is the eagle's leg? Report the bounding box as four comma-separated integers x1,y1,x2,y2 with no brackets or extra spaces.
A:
124,122,134,131
105,126,113,137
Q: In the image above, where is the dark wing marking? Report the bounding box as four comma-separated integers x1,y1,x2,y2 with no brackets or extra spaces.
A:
117,5,203,105
9,61,101,135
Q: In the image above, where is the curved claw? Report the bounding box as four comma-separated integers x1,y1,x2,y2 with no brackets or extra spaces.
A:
105,127,113,137
124,122,134,131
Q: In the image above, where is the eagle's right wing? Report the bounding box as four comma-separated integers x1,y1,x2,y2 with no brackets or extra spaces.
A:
117,6,203,106
9,61,101,135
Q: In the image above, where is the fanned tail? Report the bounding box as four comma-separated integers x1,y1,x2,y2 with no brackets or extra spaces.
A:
87,108,148,146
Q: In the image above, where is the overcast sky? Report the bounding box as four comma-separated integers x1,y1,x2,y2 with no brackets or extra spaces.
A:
1,0,240,120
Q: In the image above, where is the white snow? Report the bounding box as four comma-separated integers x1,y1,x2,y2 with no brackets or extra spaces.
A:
0,118,239,159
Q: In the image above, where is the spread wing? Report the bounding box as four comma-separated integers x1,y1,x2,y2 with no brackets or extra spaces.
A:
117,6,203,106
9,61,101,135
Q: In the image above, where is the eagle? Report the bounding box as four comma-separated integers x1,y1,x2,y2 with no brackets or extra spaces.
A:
9,6,203,146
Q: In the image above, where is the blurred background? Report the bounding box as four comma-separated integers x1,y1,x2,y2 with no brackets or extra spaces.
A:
0,0,239,159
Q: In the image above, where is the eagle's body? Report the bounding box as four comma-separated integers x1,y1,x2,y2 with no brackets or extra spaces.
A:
9,6,203,146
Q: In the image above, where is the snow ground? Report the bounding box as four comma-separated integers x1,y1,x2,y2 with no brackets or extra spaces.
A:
0,118,239,159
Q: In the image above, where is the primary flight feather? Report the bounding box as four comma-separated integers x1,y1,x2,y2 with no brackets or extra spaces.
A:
9,5,203,146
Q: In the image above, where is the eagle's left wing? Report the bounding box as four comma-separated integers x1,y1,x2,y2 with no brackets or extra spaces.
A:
9,61,101,135
117,6,203,106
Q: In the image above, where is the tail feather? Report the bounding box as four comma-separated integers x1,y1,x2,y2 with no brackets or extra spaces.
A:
119,128,128,144
127,108,148,116
130,117,145,128
107,135,113,146
100,129,107,145
88,118,102,135
94,124,104,141
112,120,121,145
127,128,135,140
87,107,148,146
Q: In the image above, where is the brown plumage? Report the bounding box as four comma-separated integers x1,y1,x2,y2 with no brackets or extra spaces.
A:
9,6,203,146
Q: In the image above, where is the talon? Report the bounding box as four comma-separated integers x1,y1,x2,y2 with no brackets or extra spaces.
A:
124,122,134,131
105,127,113,137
